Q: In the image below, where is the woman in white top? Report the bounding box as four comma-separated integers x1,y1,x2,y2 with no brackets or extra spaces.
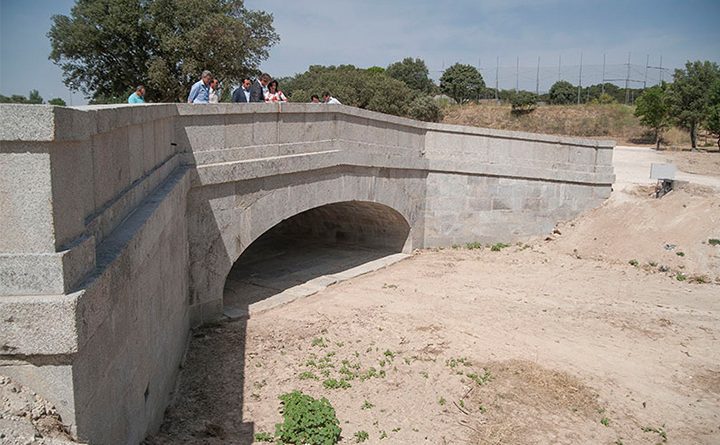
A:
264,80,287,102
209,78,220,103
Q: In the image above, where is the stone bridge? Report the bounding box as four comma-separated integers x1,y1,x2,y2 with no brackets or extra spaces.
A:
0,103,614,443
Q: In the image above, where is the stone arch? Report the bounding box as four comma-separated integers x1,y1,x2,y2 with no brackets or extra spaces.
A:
187,167,425,323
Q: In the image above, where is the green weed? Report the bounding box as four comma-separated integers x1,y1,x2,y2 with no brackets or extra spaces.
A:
323,378,351,390
275,391,341,445
490,242,510,251
354,431,369,443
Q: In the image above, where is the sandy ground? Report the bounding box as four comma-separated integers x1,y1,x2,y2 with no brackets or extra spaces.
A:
147,153,720,444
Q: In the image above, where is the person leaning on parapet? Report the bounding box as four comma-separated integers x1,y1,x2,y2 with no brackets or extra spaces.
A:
127,85,145,104
310,94,320,103
250,73,271,102
264,80,287,102
187,70,212,104
322,91,341,104
232,78,252,103
209,78,220,103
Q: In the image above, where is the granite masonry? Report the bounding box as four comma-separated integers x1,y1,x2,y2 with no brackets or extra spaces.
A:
0,103,614,444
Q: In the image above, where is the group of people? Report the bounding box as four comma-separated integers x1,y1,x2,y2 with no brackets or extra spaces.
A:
127,70,342,105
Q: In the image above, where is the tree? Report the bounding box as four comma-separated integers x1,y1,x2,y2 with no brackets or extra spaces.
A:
386,57,434,94
667,60,720,149
549,80,576,105
281,65,418,117
48,98,67,106
634,84,670,149
510,91,538,114
48,0,279,103
0,90,44,104
406,96,442,122
705,79,720,149
439,63,485,104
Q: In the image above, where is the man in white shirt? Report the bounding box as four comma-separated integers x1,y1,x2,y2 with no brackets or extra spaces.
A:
322,91,341,104
209,78,220,103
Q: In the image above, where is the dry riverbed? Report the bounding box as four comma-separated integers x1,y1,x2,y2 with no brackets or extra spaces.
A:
148,185,720,445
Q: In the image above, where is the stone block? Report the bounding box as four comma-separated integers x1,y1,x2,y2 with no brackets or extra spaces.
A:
91,127,130,210
224,113,254,148
252,113,278,145
0,145,55,253
50,141,94,248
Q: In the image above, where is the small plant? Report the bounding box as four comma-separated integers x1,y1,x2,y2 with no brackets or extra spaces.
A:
379,430,388,439
312,337,327,348
354,430,369,443
478,404,487,413
276,391,341,445
648,261,658,267
255,431,274,442
466,241,483,249
601,417,610,426
688,274,709,284
419,370,429,379
299,371,319,380
466,370,492,386
361,400,374,410
675,272,687,281
709,238,720,246
629,259,639,266
641,425,667,442
392,427,401,432
446,357,472,368
323,378,351,390
382,283,398,289
383,349,396,360
438,397,446,406
490,242,510,252
676,251,685,257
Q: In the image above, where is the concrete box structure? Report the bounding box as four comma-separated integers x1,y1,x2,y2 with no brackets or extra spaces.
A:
0,103,614,444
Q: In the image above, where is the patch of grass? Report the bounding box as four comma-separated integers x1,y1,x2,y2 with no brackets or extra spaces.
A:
601,417,610,427
466,241,483,250
688,274,710,284
298,371,318,381
323,378,351,390
628,259,639,266
276,391,341,445
466,370,493,386
438,397,446,406
709,238,720,246
254,431,274,442
354,430,369,443
382,283,398,289
675,272,687,282
446,357,472,368
641,425,667,442
359,367,386,381
490,242,510,252
312,337,327,348
379,430,388,440
383,349,396,360
676,251,685,257
361,400,374,410
419,370,429,379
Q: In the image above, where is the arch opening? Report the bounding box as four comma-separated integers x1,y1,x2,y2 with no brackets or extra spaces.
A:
223,200,411,315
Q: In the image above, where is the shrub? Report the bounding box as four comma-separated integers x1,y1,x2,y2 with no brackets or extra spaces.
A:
549,80,577,105
275,391,341,445
510,91,538,114
407,95,442,122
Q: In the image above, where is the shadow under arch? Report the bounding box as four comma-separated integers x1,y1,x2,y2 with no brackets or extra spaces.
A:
223,200,411,315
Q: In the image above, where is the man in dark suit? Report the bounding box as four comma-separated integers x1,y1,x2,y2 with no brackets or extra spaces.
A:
249,73,271,102
232,78,252,103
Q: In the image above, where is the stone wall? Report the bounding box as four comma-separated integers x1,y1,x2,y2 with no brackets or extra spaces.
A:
0,103,613,444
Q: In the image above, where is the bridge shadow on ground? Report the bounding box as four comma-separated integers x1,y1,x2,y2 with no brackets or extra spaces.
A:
223,235,397,315
147,201,411,444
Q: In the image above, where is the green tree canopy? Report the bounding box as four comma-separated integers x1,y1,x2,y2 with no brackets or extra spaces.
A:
281,65,419,117
386,57,435,94
0,90,44,104
439,63,485,104
667,60,720,149
48,0,279,103
549,80,576,105
48,98,67,106
634,83,670,149
510,91,539,114
705,79,720,149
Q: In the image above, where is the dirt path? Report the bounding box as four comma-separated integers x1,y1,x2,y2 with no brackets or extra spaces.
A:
148,182,720,445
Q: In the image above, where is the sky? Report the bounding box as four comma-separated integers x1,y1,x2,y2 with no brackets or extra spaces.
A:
1,0,719,104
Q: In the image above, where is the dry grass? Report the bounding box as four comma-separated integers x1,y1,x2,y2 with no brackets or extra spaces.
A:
468,360,602,445
441,103,700,147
